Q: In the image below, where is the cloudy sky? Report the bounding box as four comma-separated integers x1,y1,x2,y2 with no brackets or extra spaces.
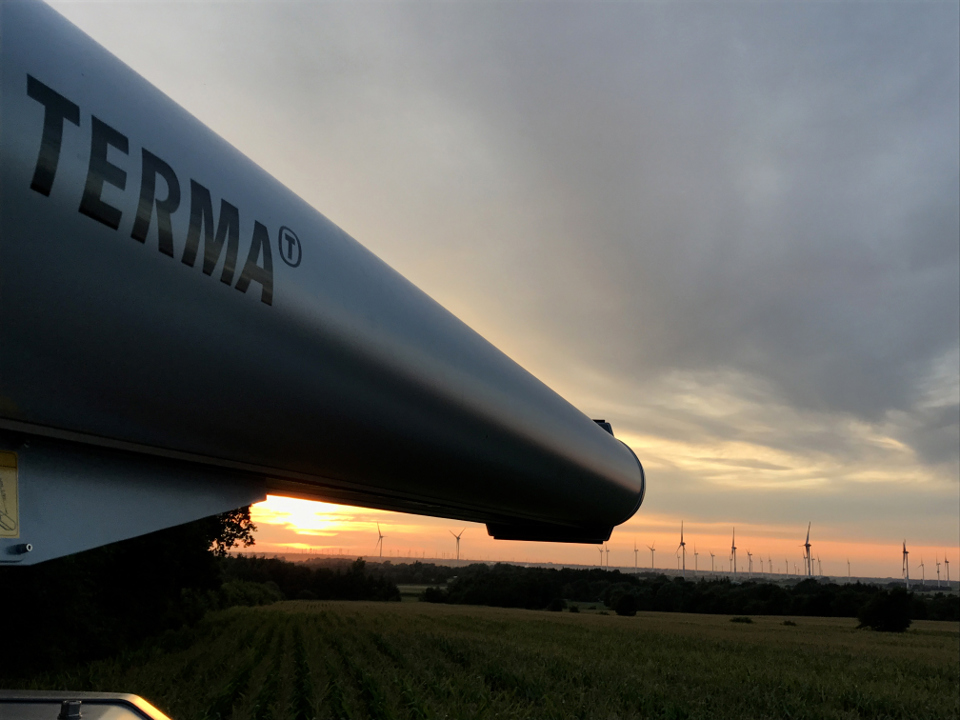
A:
50,0,959,578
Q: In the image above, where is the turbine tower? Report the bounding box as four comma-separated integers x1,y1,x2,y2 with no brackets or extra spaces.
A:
647,542,656,570
802,522,813,577
677,522,687,578
634,540,639,571
918,556,925,587
847,558,851,579
605,544,610,568
902,541,909,589
945,556,950,584
747,550,753,575
936,556,941,589
694,545,699,576
730,528,737,581
710,551,716,573
376,523,385,558
598,546,604,568
450,529,465,562
817,555,822,577
768,557,773,574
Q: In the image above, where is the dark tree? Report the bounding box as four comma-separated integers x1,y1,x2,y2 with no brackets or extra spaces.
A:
857,588,913,632
615,593,639,617
0,506,258,678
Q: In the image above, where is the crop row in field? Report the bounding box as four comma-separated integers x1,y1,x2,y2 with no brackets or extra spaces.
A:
14,602,960,720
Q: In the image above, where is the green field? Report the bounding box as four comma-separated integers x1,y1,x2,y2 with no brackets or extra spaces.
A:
15,602,959,720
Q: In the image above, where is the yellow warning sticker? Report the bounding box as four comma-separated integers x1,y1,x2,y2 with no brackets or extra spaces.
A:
0,451,18,538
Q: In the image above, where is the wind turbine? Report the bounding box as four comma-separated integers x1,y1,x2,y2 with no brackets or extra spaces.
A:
786,558,790,576
598,546,604,568
802,522,812,577
375,523,385,558
945,556,950,584
694,545,699,576
634,540,639,571
936,556,941,589
730,528,737,581
847,559,851,579
918,556,925,587
710,551,716,573
816,555,822,577
757,555,763,576
902,541,909,589
768,557,773,574
677,522,687,577
605,544,610,568
647,542,656,570
450,529,465,562
747,550,753,575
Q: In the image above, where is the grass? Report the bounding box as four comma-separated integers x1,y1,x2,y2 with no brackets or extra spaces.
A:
10,602,959,720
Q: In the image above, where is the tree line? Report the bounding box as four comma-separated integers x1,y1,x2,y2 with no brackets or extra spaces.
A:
420,563,959,629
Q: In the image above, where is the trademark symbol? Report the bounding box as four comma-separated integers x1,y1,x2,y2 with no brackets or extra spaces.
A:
278,226,302,267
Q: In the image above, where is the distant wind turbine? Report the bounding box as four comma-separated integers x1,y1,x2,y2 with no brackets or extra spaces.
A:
936,556,941,589
918,556,925,587
375,523,385,558
694,545,699,576
677,522,687,578
598,546,604,568
816,555,822,577
768,557,773,574
902,541,910,589
847,559,851,579
605,544,610,568
747,550,753,575
730,528,737,581
450,529,465,562
945,556,950,584
647,542,656,570
710,551,716,573
802,523,813,577
634,540,639,571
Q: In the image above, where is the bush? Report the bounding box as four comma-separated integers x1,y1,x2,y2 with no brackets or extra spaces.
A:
421,586,447,603
782,620,797,626
730,616,753,624
857,588,912,632
220,579,284,607
546,597,566,612
569,605,580,613
615,593,638,617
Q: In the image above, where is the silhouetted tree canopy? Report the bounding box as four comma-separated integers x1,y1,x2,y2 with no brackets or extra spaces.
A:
419,564,959,622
